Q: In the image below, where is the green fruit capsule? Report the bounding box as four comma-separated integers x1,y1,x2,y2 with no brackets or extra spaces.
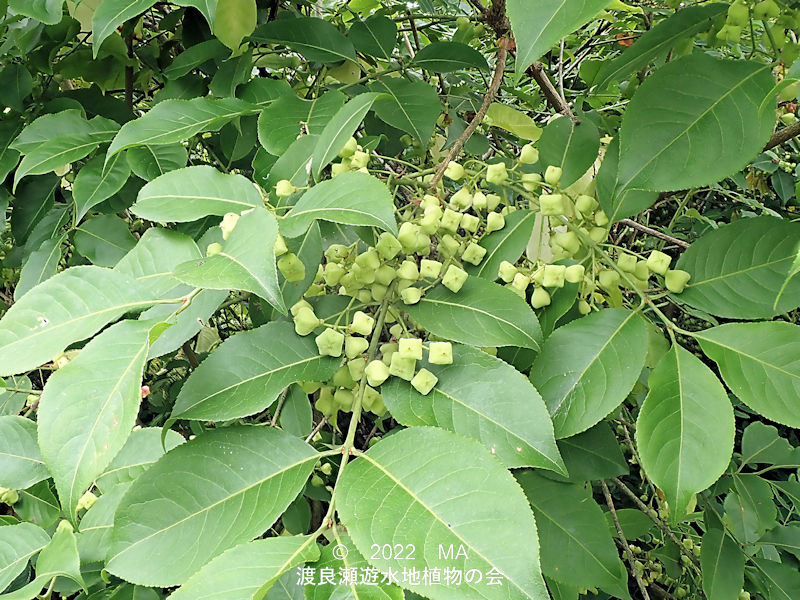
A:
444,161,465,181
411,368,438,395
275,179,297,197
565,264,585,284
389,353,416,380
347,357,367,381
355,248,381,271
440,208,463,232
339,136,358,158
219,212,240,240
439,234,461,257
486,162,508,185
376,232,402,260
646,250,672,275
442,265,469,292
332,365,355,388
365,359,391,386
519,143,539,164
450,187,473,210
578,299,591,314
398,337,423,360
485,211,505,232
530,286,551,308
511,272,531,294
315,328,345,357
598,269,620,289
397,260,420,281
461,213,480,233
498,260,518,283
345,336,369,359
665,269,691,293
206,242,223,256
485,193,502,211
575,194,597,214
324,262,346,286
401,287,423,304
617,253,637,273
544,165,563,186
462,242,487,265
554,231,581,255
727,1,749,26
539,193,566,216
278,253,306,282
398,222,422,252
351,149,370,169
294,307,321,336
350,310,375,336
472,191,488,210
419,259,442,279
274,234,289,257
754,0,780,19
325,244,349,263
634,260,650,280
428,341,453,365
542,264,566,288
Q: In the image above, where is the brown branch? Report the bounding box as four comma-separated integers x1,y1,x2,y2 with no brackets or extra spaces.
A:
601,479,651,600
527,62,575,120
618,218,690,249
764,120,800,151
125,30,134,109
428,37,508,190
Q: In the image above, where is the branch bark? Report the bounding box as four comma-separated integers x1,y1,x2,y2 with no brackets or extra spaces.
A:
618,218,690,249
763,119,800,151
527,62,575,119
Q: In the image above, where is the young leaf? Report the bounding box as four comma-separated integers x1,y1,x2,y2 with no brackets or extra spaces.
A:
675,216,800,319
636,345,735,521
73,153,131,222
700,528,745,600
0,416,50,490
413,42,489,72
252,17,356,63
213,0,256,51
382,344,566,473
0,523,50,593
485,103,542,141
0,266,151,377
616,54,775,194
106,426,318,586
740,422,800,468
348,15,397,60
404,276,543,350
171,321,339,421
337,427,550,600
517,472,630,598
530,308,648,439
465,209,537,279
538,115,600,188
37,320,152,519
167,536,320,600
368,78,442,145
279,171,398,238
92,0,158,57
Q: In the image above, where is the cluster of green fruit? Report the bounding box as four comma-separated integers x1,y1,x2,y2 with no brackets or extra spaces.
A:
0,486,19,505
717,0,797,44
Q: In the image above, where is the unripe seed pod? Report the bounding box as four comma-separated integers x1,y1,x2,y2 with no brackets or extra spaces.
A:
444,161,465,181
345,336,369,359
598,269,621,289
389,353,416,380
428,341,453,365
401,287,423,304
539,193,566,216
727,1,749,26
350,310,375,336
355,248,381,271
365,360,391,386
350,149,370,169
485,211,505,232
421,194,440,210
278,253,306,282
450,187,473,210
617,253,637,273
542,264,566,288
419,259,442,279
338,136,358,158
411,368,438,395
219,212,240,240
333,365,355,389
575,194,598,214
565,264,585,283
376,232,402,260
274,234,289,257
398,337,423,360
461,213,479,233
472,191,488,210
294,306,321,336
315,328,345,357
665,269,691,293
375,265,396,286
325,244,349,263
206,242,223,256
486,162,508,185
594,210,610,226
351,263,376,285
397,260,420,281
519,143,539,164
544,165,563,186
512,272,531,293
347,357,367,381
554,231,580,255
275,179,297,197
462,242,487,265
324,262,346,286
578,299,591,314
440,208,463,232
485,194,502,211
398,222,422,252
530,286,551,308
646,250,672,275
589,227,608,243
634,260,650,280
498,261,518,283
442,265,468,292
521,172,542,192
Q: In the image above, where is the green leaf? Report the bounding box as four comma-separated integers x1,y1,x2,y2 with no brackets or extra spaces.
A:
106,97,256,159
677,216,800,319
257,90,345,156
125,144,188,181
7,0,63,25
107,426,318,586
91,0,157,57
413,42,488,72
700,528,744,600
15,237,64,301
11,110,88,155
172,321,339,421
280,172,397,238
0,523,50,593
167,536,319,600
213,0,256,51
132,166,263,222
11,175,59,246
530,308,647,439
538,115,600,188
636,345,734,521
0,376,32,416
0,266,151,377
173,206,284,311
754,557,800,600
517,472,629,598
616,55,775,194
740,422,800,468
265,134,318,188
0,122,22,182
73,153,131,222
368,78,442,145
95,427,186,492
556,422,628,482
76,482,131,563
15,482,59,530
278,385,313,438
0,64,33,112
73,214,137,267
37,320,151,519
382,344,565,473
594,4,727,89
696,322,800,427
484,103,542,141
605,509,654,542
252,17,356,63
508,0,609,79
596,136,657,222
724,474,776,544
163,39,228,80
0,416,49,490
275,222,322,311
759,526,800,560
173,0,216,26
337,427,549,600
537,281,579,338
348,15,396,60
404,276,543,350
311,92,380,179
466,209,537,280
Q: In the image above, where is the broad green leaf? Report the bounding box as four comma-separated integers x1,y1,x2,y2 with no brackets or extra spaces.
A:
173,0,216,26
252,17,356,63
700,528,744,600
280,172,397,238
11,110,88,154
0,523,50,593
759,526,800,560
348,15,396,60
0,122,22,182
368,78,442,145
530,308,647,439
337,427,549,600
724,474,776,543
594,4,727,89
405,276,542,350
213,0,256,51
37,320,152,519
95,427,186,492
517,472,629,598
76,482,131,563
10,175,59,246
107,426,318,586
636,345,734,521
114,228,201,299
167,536,319,600
740,422,800,468
754,557,800,600
92,0,157,57
172,321,339,421
556,422,628,482
278,385,312,438
508,0,610,79
382,344,565,472
106,97,257,158
264,572,303,600
13,116,119,189
466,209,537,279
7,0,63,25
675,216,800,319
0,266,150,377
0,376,32,416
73,214,137,267
163,39,228,80
596,136,657,222
696,322,800,427
537,281,579,338
0,416,49,490
15,236,63,300
484,103,542,141
311,92,380,179
616,54,775,194
265,134,318,188
257,90,345,156
173,206,284,311
15,482,59,530
125,144,188,181
73,153,131,222
413,42,488,72
132,165,263,222
0,64,32,112
538,115,599,188
604,509,654,542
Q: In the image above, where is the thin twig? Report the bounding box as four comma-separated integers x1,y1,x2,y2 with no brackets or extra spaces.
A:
429,38,508,190
764,119,800,150
618,218,690,249
270,387,290,427
601,479,651,600
305,416,328,443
